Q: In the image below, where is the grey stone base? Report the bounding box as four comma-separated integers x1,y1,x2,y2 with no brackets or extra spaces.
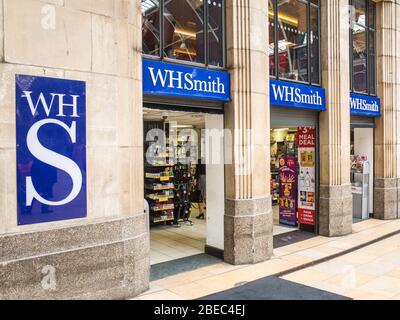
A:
319,184,353,237
0,215,150,300
374,177,399,220
224,197,273,265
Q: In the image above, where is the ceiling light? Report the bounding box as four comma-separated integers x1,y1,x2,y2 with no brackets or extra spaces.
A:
174,29,197,39
268,11,299,26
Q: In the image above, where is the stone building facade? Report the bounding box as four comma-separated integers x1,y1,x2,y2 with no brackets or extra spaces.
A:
0,0,399,299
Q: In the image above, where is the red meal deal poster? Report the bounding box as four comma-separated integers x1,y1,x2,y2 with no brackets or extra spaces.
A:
279,157,298,227
297,127,316,226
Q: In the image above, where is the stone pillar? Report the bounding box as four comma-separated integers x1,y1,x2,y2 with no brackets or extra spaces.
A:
224,0,273,265
374,0,400,220
0,0,148,299
319,0,353,236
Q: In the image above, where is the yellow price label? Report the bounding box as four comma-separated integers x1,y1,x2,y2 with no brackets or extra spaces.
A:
158,197,168,202
160,177,170,182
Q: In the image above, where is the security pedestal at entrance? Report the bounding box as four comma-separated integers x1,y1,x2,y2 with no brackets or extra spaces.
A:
351,160,371,220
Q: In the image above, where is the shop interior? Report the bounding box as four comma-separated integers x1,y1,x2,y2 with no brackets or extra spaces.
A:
270,127,317,235
351,127,374,222
143,108,224,265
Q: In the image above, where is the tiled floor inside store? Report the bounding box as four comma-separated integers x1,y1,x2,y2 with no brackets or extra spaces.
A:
150,219,207,265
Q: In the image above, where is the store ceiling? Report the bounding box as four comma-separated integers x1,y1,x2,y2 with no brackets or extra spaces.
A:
143,108,206,128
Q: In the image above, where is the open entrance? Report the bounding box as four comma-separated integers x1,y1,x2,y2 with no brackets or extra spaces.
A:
143,107,225,268
270,108,319,245
351,117,375,223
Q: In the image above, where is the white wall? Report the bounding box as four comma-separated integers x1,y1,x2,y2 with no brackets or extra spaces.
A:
354,128,374,214
205,114,225,250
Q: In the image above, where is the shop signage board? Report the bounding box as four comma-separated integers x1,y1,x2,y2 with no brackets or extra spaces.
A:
270,79,326,111
350,93,381,117
297,127,316,226
279,157,298,227
16,75,87,225
142,59,231,102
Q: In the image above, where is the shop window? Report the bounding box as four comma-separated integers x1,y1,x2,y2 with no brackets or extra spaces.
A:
141,0,225,68
350,0,376,95
268,0,276,77
208,1,225,67
269,0,321,86
164,0,205,64
142,0,161,56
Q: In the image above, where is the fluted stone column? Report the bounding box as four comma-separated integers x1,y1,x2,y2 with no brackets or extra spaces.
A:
319,0,353,236
374,0,400,220
224,0,273,265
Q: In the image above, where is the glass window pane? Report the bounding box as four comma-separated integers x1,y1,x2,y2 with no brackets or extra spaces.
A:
353,0,367,26
163,0,205,64
269,0,276,77
277,0,309,82
352,26,367,92
310,5,320,84
208,0,224,67
368,0,375,29
142,0,160,56
369,30,376,95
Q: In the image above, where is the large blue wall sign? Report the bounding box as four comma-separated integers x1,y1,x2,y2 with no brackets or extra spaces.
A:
270,79,326,111
142,59,231,102
350,93,381,117
16,75,87,225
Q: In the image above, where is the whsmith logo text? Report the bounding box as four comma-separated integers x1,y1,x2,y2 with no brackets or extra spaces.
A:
142,59,231,102
271,82,323,107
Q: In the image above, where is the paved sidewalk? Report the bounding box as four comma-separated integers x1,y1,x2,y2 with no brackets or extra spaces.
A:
137,219,400,300
282,233,400,300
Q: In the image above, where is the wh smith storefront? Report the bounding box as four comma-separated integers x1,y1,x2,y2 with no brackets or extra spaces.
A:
142,58,230,264
269,79,325,235
350,94,381,221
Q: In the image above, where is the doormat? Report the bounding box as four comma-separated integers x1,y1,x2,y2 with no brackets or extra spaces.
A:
274,230,317,249
150,254,221,281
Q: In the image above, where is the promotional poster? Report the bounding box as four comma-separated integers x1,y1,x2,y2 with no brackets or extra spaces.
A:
297,127,316,226
279,156,298,227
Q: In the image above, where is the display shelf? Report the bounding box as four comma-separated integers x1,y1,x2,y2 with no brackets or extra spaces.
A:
152,206,175,212
152,215,175,223
146,163,174,167
145,173,174,181
145,184,174,191
146,194,175,202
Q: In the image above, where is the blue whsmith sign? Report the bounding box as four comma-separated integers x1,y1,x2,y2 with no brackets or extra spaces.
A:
350,93,381,117
270,79,326,111
142,59,231,102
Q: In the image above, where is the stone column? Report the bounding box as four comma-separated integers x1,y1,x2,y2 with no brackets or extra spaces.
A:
0,0,148,299
319,0,353,236
374,0,400,220
224,0,273,265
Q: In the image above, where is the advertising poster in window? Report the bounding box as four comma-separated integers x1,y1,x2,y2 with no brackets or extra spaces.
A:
297,127,316,226
279,157,298,227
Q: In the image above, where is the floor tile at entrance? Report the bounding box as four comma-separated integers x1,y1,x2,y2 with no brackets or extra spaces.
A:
150,219,206,265
274,224,298,235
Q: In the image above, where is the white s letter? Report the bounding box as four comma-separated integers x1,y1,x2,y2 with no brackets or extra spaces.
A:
26,119,82,206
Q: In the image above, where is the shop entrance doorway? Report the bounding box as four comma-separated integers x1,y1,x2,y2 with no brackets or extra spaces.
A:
270,126,318,236
351,127,374,222
143,107,225,266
